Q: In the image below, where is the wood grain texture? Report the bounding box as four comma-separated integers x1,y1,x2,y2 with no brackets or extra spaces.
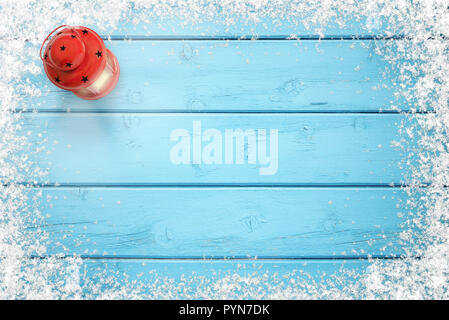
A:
24,40,400,113
38,187,407,257
22,113,408,184
80,258,370,298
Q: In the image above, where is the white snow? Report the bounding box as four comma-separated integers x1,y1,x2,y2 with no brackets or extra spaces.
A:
1,0,448,299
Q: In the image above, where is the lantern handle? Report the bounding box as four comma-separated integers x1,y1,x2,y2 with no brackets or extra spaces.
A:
39,25,69,61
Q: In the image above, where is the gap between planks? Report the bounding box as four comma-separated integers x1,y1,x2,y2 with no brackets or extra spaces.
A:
29,255,414,261
13,35,407,42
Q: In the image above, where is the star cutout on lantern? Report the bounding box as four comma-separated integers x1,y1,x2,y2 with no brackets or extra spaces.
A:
44,53,48,60
55,76,61,83
60,45,66,51
81,76,89,83
71,35,76,39
95,50,102,58
66,62,72,67
82,30,88,35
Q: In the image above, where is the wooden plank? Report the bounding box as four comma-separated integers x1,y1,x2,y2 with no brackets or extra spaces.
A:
80,258,370,298
23,113,407,184
107,17,387,38
25,40,398,112
21,113,405,184
39,187,407,257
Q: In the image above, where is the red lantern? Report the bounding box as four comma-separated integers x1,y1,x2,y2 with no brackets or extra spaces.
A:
40,25,120,100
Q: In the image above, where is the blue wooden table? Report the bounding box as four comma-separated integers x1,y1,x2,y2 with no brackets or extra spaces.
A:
23,16,410,297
